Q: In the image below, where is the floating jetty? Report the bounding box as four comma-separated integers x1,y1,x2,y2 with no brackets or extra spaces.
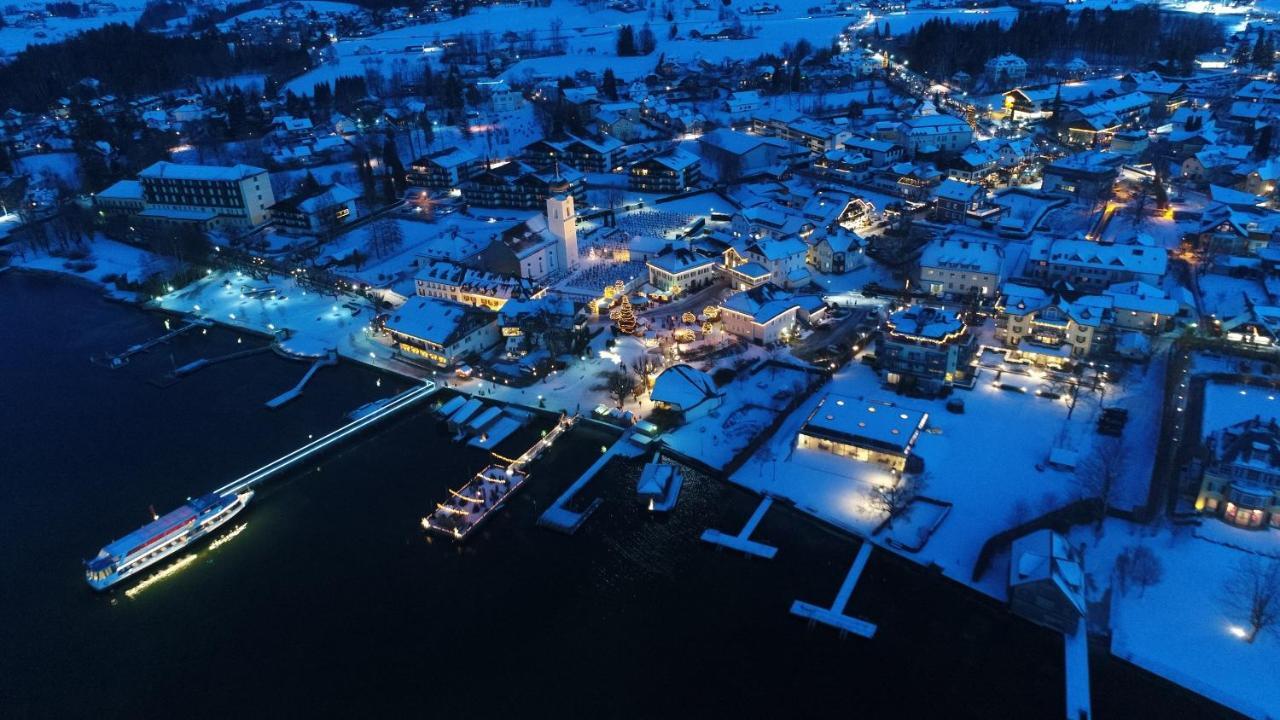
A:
422,465,528,539
424,412,576,542
265,351,337,408
538,426,643,535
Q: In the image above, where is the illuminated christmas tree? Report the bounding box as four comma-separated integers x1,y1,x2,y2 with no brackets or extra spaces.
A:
615,295,637,335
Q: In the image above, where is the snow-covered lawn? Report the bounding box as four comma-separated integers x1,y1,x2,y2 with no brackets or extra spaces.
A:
15,152,80,187
11,235,175,298
663,361,813,470
155,270,393,364
731,350,1123,596
1070,519,1280,719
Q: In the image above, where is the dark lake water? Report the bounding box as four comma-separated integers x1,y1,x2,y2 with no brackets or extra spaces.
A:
0,272,1238,719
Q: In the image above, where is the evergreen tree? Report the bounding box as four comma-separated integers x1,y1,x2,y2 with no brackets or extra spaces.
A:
1256,124,1274,160
615,295,636,334
602,68,618,101
616,25,637,56
638,23,656,55
382,135,405,194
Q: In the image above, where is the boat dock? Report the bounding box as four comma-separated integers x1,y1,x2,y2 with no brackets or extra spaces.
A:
700,496,779,559
789,541,877,638
265,351,338,408
96,317,212,368
423,465,529,540
173,345,272,377
1064,619,1092,720
537,427,640,535
424,412,577,541
215,381,437,497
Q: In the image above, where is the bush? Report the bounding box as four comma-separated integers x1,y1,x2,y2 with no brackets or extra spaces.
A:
711,367,736,386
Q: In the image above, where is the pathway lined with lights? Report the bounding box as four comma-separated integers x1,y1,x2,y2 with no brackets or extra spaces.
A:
700,496,779,559
789,542,877,638
214,381,437,498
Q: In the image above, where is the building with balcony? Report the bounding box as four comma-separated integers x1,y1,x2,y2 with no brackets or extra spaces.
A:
136,161,274,229
877,304,977,392
1196,417,1280,531
918,236,1003,299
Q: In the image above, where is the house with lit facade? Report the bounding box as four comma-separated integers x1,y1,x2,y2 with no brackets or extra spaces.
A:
796,395,928,472
994,284,1104,366
1195,417,1280,531
646,248,719,295
918,236,1003,299
718,283,827,345
383,296,501,368
415,259,544,311
877,304,977,392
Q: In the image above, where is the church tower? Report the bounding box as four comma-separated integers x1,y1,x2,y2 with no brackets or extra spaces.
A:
546,192,579,271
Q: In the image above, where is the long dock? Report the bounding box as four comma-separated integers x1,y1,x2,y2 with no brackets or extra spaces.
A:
700,496,778,559
173,345,272,377
98,318,212,368
789,542,877,638
1064,619,1092,720
214,381,437,497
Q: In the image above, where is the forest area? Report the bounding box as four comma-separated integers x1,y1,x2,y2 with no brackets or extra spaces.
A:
898,6,1225,79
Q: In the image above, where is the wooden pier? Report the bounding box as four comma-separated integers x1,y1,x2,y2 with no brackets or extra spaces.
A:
700,496,779,559
789,542,877,638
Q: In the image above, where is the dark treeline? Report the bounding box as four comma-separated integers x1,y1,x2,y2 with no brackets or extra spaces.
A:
0,23,309,111
901,5,1224,78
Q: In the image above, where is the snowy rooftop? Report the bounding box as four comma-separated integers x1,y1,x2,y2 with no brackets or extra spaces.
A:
800,395,927,457
920,237,1002,274
138,161,266,181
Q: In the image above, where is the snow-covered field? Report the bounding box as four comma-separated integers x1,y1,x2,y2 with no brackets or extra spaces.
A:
287,0,1017,94
15,153,80,188
0,5,145,55
217,0,364,29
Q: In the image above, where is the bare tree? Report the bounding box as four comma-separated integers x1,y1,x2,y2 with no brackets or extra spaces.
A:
606,367,635,409
1116,545,1163,597
1221,556,1280,644
868,471,928,529
1076,437,1127,529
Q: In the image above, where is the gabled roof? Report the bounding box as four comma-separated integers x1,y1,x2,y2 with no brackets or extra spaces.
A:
650,364,721,412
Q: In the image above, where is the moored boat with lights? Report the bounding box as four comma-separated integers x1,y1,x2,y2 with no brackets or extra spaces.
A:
84,491,254,591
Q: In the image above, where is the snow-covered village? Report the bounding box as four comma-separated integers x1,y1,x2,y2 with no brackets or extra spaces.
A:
3,0,1280,717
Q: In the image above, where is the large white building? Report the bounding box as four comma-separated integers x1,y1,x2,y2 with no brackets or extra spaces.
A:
137,161,274,228
897,115,973,156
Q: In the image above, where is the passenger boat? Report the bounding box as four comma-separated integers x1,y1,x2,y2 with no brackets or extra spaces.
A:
84,491,253,591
